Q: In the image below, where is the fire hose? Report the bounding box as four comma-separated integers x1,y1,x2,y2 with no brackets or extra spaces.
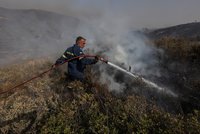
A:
0,55,108,95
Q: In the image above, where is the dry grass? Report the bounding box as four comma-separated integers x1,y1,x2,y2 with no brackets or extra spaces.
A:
0,54,200,133
0,59,52,93
0,59,60,132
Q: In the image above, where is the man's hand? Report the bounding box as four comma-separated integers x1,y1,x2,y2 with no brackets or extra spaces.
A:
51,64,56,69
94,56,100,63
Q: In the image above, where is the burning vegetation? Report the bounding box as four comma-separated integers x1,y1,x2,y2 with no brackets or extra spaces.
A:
153,37,200,113
0,36,200,134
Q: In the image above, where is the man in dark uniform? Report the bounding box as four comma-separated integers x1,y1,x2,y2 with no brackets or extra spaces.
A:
53,36,98,81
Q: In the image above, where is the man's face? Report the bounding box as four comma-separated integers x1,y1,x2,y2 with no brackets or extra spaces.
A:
77,39,86,48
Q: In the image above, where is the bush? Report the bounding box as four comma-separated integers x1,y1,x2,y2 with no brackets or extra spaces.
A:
154,37,200,62
1,55,200,133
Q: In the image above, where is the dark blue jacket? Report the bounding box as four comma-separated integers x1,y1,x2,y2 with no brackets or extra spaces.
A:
55,44,97,81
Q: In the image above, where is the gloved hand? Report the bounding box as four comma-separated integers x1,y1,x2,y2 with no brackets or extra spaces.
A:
94,56,99,63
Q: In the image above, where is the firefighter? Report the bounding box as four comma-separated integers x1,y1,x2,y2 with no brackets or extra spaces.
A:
53,36,99,81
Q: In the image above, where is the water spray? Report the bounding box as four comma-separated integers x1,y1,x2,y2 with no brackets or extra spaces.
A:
100,57,177,97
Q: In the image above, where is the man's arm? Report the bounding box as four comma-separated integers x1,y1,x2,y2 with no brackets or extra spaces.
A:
80,57,98,65
74,47,98,65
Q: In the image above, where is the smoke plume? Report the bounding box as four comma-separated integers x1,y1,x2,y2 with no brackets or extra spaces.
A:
0,2,169,95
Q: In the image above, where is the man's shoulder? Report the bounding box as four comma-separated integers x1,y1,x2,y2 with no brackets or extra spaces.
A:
73,44,83,52
66,44,83,56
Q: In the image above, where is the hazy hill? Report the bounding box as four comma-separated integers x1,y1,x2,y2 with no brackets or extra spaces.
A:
0,7,79,66
148,22,200,39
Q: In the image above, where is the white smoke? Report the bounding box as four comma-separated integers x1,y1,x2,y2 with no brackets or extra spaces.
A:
72,18,162,92
0,2,163,93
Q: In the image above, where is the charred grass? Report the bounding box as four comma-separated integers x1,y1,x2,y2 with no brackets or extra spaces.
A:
0,55,200,133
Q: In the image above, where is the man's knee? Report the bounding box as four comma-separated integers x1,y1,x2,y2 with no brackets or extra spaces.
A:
69,75,84,82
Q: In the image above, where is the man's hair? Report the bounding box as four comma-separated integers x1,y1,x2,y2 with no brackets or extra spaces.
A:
76,36,86,43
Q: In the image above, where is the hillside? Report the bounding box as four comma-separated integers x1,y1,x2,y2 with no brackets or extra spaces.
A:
0,59,200,133
148,22,200,39
0,7,79,66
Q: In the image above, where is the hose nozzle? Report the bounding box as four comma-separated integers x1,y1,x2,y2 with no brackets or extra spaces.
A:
99,57,108,63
